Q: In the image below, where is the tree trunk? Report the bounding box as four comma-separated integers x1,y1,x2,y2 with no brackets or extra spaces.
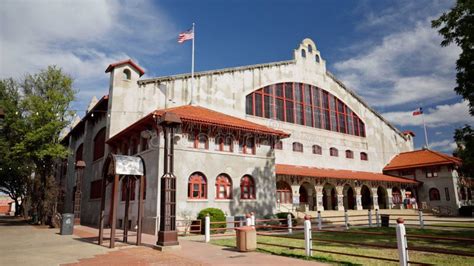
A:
14,198,20,216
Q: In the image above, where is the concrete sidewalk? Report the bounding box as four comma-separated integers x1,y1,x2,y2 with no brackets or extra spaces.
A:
0,216,324,265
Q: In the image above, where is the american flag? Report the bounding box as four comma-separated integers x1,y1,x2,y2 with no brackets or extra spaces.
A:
412,107,423,116
178,28,194,43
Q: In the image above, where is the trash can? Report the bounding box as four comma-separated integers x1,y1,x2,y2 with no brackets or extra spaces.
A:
60,213,74,235
381,214,390,227
235,226,256,252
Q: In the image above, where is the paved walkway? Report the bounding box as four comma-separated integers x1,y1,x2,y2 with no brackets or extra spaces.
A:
0,215,324,265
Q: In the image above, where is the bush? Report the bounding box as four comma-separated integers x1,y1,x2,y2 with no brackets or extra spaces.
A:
197,207,226,234
276,212,296,225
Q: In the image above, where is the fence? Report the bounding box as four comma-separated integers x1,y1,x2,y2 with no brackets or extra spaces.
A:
201,211,474,265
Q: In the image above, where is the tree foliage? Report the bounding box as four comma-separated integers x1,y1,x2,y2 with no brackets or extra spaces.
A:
432,0,474,115
0,66,75,222
453,125,474,178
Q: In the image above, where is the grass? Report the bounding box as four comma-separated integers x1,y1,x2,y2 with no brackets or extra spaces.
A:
425,222,474,228
211,227,474,265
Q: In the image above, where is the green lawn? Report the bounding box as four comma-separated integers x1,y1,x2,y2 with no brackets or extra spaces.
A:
211,227,474,265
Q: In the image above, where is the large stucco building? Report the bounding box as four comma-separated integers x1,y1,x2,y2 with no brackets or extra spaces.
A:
57,39,471,235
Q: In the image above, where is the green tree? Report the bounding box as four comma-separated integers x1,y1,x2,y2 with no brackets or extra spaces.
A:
453,125,474,178
0,66,76,223
432,0,474,115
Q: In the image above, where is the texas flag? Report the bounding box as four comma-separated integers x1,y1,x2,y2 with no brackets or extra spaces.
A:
412,107,423,116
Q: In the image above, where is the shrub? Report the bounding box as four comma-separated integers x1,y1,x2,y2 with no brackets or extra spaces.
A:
276,212,296,225
197,207,226,234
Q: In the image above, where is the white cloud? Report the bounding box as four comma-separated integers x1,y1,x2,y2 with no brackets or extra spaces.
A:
428,139,457,153
382,101,474,128
0,0,177,110
334,14,460,107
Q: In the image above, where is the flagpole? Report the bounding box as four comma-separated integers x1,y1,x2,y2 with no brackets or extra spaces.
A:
190,22,195,105
422,112,429,149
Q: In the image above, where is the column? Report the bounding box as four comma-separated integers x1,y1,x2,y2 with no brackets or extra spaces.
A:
386,188,393,209
371,188,379,210
336,186,344,211
400,189,406,209
291,185,300,211
315,185,324,211
355,186,363,210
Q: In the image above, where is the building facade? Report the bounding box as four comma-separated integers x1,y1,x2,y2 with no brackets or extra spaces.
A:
58,38,468,235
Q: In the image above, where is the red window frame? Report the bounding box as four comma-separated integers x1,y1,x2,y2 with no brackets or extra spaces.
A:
89,180,102,200
240,175,255,199
215,174,232,199
239,136,255,155
188,173,207,199
245,82,365,137
429,188,440,201
276,181,292,203
360,152,368,161
292,142,303,152
346,150,354,159
330,147,338,157
194,133,209,150
93,128,106,161
274,140,283,150
216,136,233,152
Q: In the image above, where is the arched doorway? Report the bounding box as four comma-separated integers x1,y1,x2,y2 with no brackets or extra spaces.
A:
299,186,308,204
299,182,315,211
323,183,337,210
361,185,372,209
392,187,402,208
377,186,388,209
343,184,355,210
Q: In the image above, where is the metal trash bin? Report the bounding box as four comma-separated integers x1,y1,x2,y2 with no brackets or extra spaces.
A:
60,213,74,235
381,214,390,227
235,226,256,252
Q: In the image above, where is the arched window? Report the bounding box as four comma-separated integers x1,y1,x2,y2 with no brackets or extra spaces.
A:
312,145,322,155
239,136,255,154
188,172,207,199
215,174,232,199
93,128,106,161
123,69,131,80
215,136,233,152
346,150,354,159
308,45,313,53
75,143,83,162
274,140,283,150
276,181,292,203
360,152,368,161
194,133,209,150
240,175,255,199
293,142,303,152
315,54,320,63
429,188,440,201
301,49,306,58
330,147,338,157
245,82,365,137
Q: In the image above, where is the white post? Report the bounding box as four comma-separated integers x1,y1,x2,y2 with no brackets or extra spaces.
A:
246,213,252,227
419,210,424,229
251,212,255,226
204,214,210,243
190,23,195,105
396,218,409,266
304,215,312,257
368,209,373,227
344,210,349,229
287,213,293,234
317,210,322,230
375,209,380,227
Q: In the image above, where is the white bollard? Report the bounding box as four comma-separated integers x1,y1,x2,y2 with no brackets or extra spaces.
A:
246,213,252,227
419,210,424,229
317,211,322,230
344,210,349,229
251,212,256,226
368,209,373,227
376,209,380,227
304,215,312,257
204,215,210,243
396,218,409,266
287,213,293,234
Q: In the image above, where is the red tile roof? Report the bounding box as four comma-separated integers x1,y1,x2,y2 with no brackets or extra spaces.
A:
276,164,417,184
402,130,415,137
105,59,145,77
383,149,461,171
108,105,289,143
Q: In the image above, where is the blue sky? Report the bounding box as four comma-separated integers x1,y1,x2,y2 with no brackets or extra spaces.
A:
1,0,472,153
